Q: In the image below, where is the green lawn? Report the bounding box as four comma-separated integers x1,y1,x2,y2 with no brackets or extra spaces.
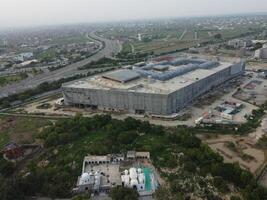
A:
37,50,57,62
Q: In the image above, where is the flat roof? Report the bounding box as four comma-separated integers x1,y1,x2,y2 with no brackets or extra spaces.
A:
84,155,111,162
63,61,237,95
102,69,140,83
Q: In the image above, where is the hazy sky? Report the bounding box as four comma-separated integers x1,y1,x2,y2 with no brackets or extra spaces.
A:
1,0,267,28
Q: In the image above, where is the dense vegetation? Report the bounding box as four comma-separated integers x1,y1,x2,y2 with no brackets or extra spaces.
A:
78,57,130,70
0,73,28,87
78,56,148,70
0,115,266,200
110,186,139,200
117,50,153,60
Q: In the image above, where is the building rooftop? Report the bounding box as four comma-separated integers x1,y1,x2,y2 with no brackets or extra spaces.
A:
102,69,140,83
84,155,111,162
63,59,237,95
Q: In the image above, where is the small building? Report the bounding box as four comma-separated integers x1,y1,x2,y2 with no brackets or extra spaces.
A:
77,171,101,192
262,118,267,133
121,168,146,192
127,151,150,160
111,154,125,163
3,142,24,160
83,155,111,165
136,152,150,160
258,70,267,79
255,45,267,59
127,151,136,160
14,52,33,62
228,39,252,49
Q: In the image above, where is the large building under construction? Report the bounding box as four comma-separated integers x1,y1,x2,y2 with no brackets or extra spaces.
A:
62,57,245,115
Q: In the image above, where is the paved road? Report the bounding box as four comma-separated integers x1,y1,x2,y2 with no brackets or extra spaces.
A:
0,32,122,98
179,29,187,41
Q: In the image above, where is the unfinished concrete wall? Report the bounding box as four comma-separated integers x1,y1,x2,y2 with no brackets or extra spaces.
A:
63,87,169,114
168,62,244,114
63,62,245,115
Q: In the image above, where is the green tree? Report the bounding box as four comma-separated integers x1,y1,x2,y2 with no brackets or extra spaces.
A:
110,186,139,200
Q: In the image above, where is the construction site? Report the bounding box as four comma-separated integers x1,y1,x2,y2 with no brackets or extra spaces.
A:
61,56,245,117
9,55,267,129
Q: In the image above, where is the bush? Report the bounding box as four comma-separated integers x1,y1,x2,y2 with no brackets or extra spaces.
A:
110,186,138,200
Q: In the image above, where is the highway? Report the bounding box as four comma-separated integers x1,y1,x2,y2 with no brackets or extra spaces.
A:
0,32,122,98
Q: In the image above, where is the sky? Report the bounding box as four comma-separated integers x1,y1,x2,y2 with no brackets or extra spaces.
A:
0,0,267,28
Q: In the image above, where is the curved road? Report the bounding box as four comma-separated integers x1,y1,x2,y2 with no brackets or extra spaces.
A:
0,32,122,98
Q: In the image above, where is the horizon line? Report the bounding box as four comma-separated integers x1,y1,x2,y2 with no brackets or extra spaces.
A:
1,11,267,32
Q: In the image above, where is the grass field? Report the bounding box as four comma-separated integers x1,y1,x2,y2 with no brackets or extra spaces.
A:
131,39,199,55
0,116,51,149
48,35,91,45
121,42,133,54
0,73,28,87
37,49,57,62
197,31,211,40
109,24,260,56
182,30,195,41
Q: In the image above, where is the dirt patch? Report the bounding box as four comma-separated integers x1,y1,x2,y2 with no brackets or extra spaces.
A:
259,169,267,188
201,134,266,175
0,117,16,132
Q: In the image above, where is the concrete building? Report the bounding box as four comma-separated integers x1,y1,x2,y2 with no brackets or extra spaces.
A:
121,168,146,192
14,52,33,62
83,155,111,165
255,44,267,59
62,57,245,116
227,39,252,49
2,142,24,160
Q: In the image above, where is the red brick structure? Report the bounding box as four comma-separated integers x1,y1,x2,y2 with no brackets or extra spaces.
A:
3,142,24,160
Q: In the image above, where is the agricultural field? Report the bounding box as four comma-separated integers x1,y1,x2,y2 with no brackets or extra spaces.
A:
129,38,200,55
47,34,91,45
103,18,264,57
197,30,211,40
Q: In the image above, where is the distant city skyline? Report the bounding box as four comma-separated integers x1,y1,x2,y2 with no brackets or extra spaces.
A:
1,0,267,28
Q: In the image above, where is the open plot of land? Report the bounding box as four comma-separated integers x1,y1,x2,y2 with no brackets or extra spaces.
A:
0,116,51,149
234,78,267,106
132,39,200,55
181,30,195,41
197,31,211,40
259,169,267,188
199,134,266,175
